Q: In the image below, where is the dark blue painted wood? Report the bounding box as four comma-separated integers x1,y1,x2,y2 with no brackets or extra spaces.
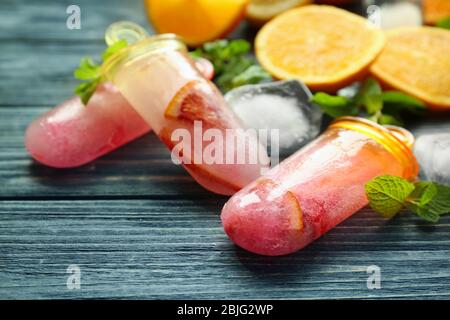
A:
0,0,449,300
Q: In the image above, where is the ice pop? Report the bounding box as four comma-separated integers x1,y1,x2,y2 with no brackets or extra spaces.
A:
25,58,214,168
221,117,419,255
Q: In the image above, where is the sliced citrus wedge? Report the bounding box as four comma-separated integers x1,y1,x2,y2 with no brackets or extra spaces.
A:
246,0,312,26
255,5,386,92
165,79,231,128
284,191,304,231
370,27,450,110
145,0,249,47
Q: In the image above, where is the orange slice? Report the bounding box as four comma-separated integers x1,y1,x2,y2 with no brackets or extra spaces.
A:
145,0,249,47
370,27,450,110
246,0,312,26
284,191,304,231
164,79,231,128
255,5,386,92
423,0,450,25
316,0,355,5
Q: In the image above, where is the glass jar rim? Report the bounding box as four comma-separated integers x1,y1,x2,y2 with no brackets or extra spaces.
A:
102,33,187,81
330,116,419,181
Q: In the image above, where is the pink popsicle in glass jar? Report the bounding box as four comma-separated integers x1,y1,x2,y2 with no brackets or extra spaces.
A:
221,117,419,256
102,31,270,195
24,58,214,168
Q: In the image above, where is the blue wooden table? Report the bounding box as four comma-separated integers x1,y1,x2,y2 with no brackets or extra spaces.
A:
1,0,450,300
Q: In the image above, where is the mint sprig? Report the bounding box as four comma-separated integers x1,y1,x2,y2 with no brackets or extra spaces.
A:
74,39,127,105
190,39,272,92
311,78,426,127
365,175,450,223
436,16,450,30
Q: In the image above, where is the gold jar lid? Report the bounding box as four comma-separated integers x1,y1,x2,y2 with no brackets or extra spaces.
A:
330,117,419,181
102,22,187,81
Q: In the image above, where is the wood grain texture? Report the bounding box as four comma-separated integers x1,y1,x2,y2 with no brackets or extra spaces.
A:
1,201,450,299
1,0,450,300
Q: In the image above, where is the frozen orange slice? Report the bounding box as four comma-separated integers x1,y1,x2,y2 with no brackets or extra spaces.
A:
164,79,232,127
145,0,249,47
370,27,450,110
255,5,386,92
246,0,312,26
284,191,304,231
423,0,450,25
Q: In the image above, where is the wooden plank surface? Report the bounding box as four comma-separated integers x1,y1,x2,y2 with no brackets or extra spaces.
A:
1,201,450,299
1,0,450,300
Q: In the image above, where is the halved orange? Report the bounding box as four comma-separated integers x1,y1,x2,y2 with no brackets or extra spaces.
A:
145,0,249,47
255,5,386,92
370,27,450,110
423,0,450,25
246,0,312,26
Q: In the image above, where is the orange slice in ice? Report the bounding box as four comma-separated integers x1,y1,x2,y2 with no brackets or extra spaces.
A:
145,0,249,47
370,27,450,110
284,191,304,231
165,79,231,128
423,0,450,25
255,5,386,92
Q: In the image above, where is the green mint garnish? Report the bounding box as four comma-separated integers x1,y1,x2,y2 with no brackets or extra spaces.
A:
365,175,450,223
436,16,450,30
311,93,357,117
311,78,426,127
74,39,128,105
365,175,415,218
190,39,272,92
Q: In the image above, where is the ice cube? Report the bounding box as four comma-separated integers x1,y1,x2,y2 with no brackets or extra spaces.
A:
225,80,323,155
414,133,450,186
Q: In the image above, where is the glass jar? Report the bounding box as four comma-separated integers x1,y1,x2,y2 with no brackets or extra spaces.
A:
221,117,419,256
102,24,269,195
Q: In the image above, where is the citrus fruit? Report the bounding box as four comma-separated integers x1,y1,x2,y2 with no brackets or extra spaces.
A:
164,79,233,128
145,0,249,47
245,0,312,26
370,27,450,110
255,5,386,92
316,0,354,5
423,0,450,25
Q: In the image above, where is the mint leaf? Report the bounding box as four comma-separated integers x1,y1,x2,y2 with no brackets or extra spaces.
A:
382,91,426,116
191,39,269,92
231,65,271,88
365,175,415,218
382,91,425,109
102,39,127,61
74,57,101,80
408,182,438,207
437,16,450,30
378,113,404,127
311,92,357,117
74,40,128,105
357,78,383,114
366,176,450,223
422,183,450,215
